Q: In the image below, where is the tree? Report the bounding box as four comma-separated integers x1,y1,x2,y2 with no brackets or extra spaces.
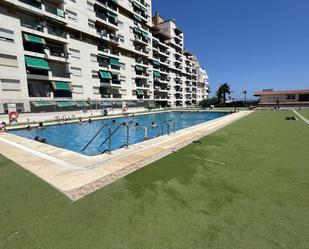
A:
216,83,231,103
199,97,219,108
243,90,247,103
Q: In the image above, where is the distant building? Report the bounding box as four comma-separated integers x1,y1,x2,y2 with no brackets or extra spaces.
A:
254,89,309,107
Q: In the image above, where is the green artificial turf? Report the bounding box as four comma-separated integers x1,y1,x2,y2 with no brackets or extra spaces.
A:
1,111,309,249
298,109,309,120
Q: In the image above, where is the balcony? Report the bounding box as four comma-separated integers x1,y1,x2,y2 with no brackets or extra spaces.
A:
97,29,119,44
96,0,118,11
136,79,150,88
45,4,65,18
134,46,149,56
19,0,41,9
46,25,67,39
96,11,118,30
132,2,149,20
98,44,120,58
21,19,44,32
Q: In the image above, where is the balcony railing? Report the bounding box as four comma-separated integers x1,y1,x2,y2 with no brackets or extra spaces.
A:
45,5,65,18
97,30,119,43
48,47,69,59
21,20,44,32
47,26,67,39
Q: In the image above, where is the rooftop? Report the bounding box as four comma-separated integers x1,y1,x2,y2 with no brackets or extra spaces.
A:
254,89,309,96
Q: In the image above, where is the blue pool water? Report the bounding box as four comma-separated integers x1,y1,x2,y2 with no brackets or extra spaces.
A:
10,111,226,156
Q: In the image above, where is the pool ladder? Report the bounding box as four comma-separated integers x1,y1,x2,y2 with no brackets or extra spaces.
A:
82,120,176,155
161,120,176,135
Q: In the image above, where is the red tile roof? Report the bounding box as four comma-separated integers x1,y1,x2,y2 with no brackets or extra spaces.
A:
254,89,309,96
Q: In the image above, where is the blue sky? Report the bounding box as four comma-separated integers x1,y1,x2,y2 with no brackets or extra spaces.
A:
152,0,309,99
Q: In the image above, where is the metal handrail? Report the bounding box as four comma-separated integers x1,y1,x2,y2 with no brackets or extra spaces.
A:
99,122,125,148
81,123,111,152
99,121,132,153
161,120,176,135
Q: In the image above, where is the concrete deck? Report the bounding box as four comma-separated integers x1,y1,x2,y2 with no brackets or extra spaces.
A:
0,111,252,201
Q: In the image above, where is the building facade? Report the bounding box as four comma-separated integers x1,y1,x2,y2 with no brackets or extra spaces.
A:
254,89,309,107
0,0,208,113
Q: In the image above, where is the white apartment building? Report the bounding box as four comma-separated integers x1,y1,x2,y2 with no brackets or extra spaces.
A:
0,0,208,113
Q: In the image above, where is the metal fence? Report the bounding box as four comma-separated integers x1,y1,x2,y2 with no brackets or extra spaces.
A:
0,99,158,114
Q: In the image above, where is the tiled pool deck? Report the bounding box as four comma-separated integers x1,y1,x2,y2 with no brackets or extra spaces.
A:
0,111,252,201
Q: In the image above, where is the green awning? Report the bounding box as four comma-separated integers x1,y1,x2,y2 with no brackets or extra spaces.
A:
31,101,54,107
153,71,161,77
75,101,89,107
152,60,160,66
136,89,144,96
133,1,141,9
133,15,141,22
109,57,119,66
99,71,112,79
56,101,75,107
52,81,72,91
142,31,149,39
23,34,46,44
25,56,49,70
57,8,65,17
134,27,142,35
141,6,148,13
107,11,118,21
135,66,143,71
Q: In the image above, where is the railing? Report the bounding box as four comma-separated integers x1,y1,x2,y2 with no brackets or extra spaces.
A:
47,26,67,38
21,20,44,32
161,120,176,135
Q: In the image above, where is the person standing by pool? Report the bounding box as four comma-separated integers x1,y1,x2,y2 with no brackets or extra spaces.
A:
122,104,128,116
26,125,32,132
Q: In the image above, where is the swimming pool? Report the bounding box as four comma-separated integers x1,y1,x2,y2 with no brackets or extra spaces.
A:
10,111,227,156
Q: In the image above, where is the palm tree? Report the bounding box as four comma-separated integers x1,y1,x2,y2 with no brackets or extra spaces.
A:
216,83,231,103
243,90,247,103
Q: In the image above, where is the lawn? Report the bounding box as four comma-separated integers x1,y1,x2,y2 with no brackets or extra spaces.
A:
298,108,309,120
1,111,309,249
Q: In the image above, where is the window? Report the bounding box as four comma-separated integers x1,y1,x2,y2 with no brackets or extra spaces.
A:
87,1,94,11
69,48,80,59
1,79,21,91
66,10,78,22
118,21,124,29
92,70,99,79
0,28,14,42
90,54,97,62
118,35,124,43
119,63,125,70
73,85,83,94
93,86,100,94
0,54,18,67
88,19,95,29
287,94,295,100
70,67,82,76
